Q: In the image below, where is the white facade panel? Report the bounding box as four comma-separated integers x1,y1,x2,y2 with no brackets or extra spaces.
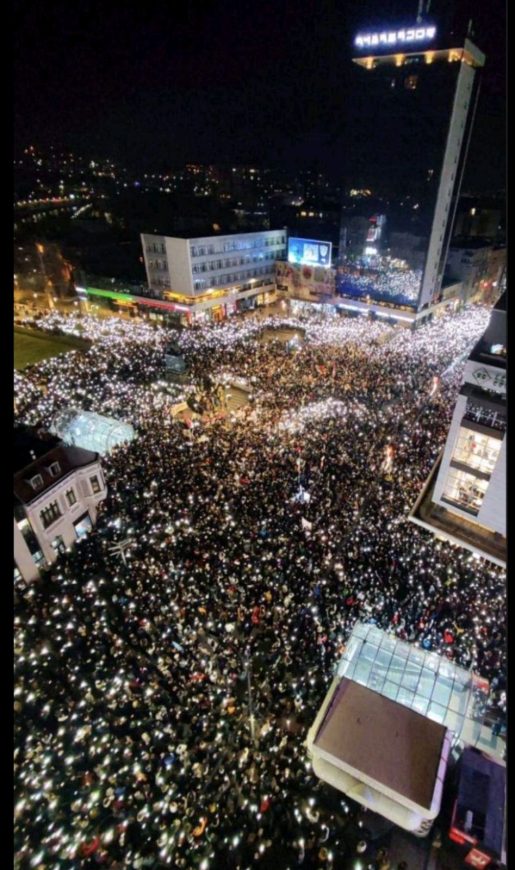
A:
165,237,193,296
419,62,476,309
477,436,506,536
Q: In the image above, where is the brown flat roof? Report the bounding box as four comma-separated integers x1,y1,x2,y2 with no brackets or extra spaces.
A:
314,678,446,810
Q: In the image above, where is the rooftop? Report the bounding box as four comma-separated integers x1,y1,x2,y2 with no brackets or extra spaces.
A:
13,426,61,474
14,444,100,505
334,622,477,736
313,677,446,809
142,227,285,242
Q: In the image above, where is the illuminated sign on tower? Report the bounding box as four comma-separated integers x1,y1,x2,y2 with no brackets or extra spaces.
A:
337,25,485,313
354,26,436,51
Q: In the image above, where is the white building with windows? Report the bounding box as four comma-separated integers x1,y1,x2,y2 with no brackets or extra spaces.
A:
141,229,287,321
410,294,506,566
14,438,107,583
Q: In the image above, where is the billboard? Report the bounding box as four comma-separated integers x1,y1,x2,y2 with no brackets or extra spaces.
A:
288,238,332,268
276,261,335,298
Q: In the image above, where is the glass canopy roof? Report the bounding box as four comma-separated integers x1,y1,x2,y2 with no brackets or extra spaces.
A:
336,622,487,740
52,409,135,456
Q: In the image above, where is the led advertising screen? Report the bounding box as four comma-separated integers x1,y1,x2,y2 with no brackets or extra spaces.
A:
288,238,332,268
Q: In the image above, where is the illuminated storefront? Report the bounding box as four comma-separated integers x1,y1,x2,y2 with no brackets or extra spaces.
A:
410,294,506,566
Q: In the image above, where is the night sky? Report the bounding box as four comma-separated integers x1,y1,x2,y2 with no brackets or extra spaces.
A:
15,0,505,189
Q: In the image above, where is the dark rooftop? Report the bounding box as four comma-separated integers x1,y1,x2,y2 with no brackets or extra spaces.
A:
456,747,506,857
14,426,61,474
14,443,100,505
142,227,285,241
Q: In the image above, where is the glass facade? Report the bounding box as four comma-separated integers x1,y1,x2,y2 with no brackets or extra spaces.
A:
336,623,475,738
337,49,479,309
451,427,502,475
74,512,92,540
52,410,135,456
442,468,489,515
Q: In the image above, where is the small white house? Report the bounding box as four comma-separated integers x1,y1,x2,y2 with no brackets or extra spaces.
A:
14,441,107,582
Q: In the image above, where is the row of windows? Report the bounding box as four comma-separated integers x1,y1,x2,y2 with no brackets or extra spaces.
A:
191,251,280,274
450,426,501,476
148,259,168,272
146,243,166,255
193,268,274,291
190,236,286,257
40,501,61,529
442,468,489,516
441,424,502,516
39,476,101,530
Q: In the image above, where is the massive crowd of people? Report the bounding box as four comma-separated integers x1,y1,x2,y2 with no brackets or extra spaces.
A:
14,304,506,869
336,262,423,305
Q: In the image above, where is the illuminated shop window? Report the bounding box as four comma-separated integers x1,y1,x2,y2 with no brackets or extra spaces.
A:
74,512,92,540
442,468,489,515
451,427,502,475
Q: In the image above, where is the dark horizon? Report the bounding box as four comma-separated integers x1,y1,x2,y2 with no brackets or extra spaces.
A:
15,0,505,191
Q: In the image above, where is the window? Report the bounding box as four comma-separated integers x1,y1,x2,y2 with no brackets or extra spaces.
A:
66,488,77,507
40,500,61,529
90,475,101,494
442,468,489,515
51,535,66,554
48,461,61,477
29,474,44,491
74,512,92,540
451,427,502,476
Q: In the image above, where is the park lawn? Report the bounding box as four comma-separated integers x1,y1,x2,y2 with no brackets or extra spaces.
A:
14,329,88,370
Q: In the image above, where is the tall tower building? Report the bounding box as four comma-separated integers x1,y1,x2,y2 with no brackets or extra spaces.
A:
338,16,485,316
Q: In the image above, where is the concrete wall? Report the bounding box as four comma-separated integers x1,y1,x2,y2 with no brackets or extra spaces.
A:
165,237,193,296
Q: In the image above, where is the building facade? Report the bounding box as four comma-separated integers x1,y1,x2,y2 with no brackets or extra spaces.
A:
410,294,506,565
140,229,287,322
14,442,107,582
337,23,485,316
445,242,506,304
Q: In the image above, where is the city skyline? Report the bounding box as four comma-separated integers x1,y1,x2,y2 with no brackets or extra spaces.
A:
15,0,506,191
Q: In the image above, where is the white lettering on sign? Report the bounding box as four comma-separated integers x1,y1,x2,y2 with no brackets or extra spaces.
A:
465,361,506,395
355,26,436,50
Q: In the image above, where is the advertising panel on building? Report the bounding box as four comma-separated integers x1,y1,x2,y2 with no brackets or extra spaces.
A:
287,238,333,268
